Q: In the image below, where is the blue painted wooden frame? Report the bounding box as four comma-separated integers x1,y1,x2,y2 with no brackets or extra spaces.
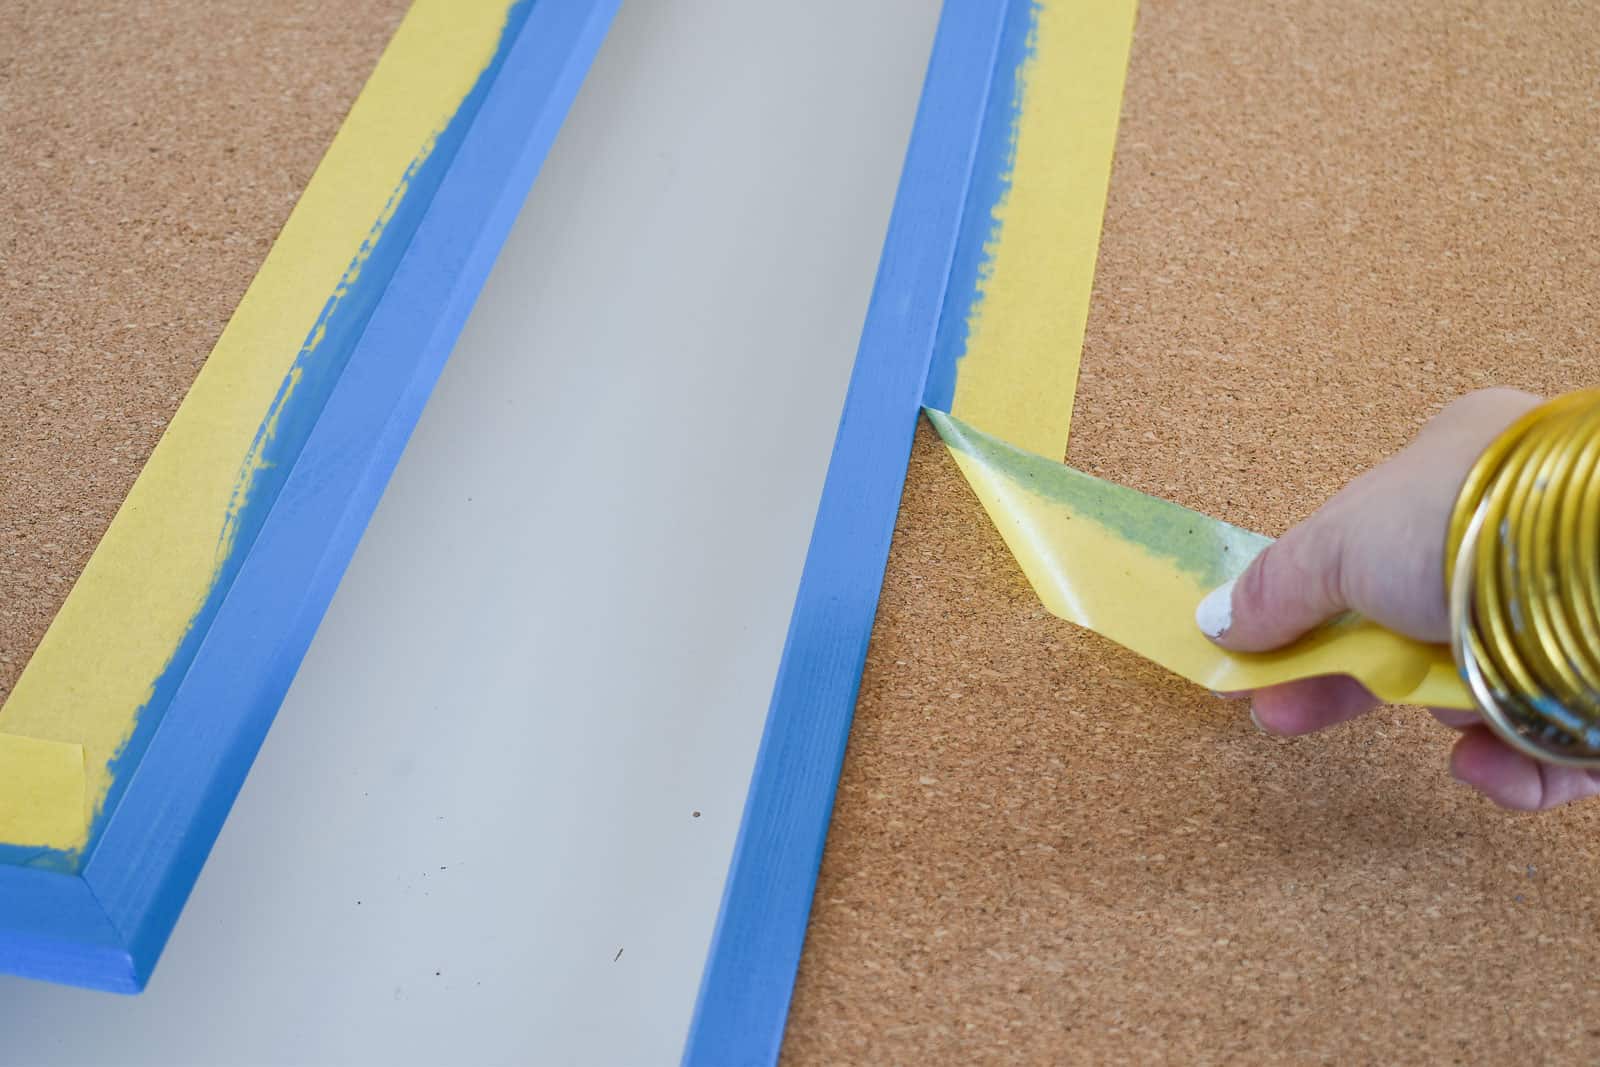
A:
0,0,619,993
683,0,1032,1061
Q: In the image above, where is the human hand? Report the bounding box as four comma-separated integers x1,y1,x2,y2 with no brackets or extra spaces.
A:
1194,387,1600,810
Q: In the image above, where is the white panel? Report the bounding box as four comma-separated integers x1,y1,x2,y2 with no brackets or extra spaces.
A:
0,1,942,1063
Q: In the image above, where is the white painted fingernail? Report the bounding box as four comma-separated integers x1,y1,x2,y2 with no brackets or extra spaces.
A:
1195,577,1236,639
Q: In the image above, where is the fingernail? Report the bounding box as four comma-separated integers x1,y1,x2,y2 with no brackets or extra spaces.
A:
1249,704,1268,733
1195,577,1237,639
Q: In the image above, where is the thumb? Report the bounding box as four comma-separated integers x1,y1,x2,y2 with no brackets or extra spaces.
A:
1195,514,1350,653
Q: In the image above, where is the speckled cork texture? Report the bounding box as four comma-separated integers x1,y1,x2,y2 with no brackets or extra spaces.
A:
788,0,1600,1062
0,0,409,701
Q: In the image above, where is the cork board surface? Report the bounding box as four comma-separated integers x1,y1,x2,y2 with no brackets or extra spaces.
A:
0,0,409,701
789,1,1600,1063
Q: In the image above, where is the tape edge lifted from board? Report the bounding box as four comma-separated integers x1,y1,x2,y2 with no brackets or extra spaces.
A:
926,408,1472,710
0,0,619,992
681,0,1137,1061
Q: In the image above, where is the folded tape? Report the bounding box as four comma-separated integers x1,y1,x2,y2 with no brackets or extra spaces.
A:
928,407,1473,710
917,0,1465,715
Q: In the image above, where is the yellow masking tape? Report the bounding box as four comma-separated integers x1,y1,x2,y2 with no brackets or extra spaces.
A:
0,0,515,852
948,0,1138,460
0,735,85,850
931,410,1473,709
932,0,1465,712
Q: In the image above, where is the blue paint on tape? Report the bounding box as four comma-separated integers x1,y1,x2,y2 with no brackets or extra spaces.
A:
922,0,1039,413
80,0,538,871
0,1,538,879
0,0,618,992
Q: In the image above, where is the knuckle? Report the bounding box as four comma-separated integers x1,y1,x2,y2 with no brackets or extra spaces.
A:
1242,519,1347,627
1315,524,1350,617
1234,544,1276,619
1441,387,1540,425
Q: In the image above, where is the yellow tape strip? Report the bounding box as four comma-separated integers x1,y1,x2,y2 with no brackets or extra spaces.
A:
0,737,85,850
0,0,515,853
947,0,1138,460
932,0,1468,711
931,410,1472,709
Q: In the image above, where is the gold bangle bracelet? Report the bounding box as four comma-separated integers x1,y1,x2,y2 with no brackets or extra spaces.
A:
1446,389,1600,766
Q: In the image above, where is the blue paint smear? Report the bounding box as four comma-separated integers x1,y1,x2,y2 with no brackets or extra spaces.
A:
1,0,535,875
922,0,1038,412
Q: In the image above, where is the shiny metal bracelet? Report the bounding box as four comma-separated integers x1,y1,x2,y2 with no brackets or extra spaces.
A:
1446,389,1600,767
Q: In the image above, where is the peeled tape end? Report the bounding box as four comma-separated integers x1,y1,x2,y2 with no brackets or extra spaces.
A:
925,407,1473,710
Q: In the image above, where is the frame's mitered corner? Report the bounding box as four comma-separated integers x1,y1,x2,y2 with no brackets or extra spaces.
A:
0,866,138,994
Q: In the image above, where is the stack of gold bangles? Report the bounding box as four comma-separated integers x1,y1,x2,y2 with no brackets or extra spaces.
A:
1447,388,1600,766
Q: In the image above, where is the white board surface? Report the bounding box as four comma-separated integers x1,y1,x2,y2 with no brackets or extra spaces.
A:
0,1,942,1063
